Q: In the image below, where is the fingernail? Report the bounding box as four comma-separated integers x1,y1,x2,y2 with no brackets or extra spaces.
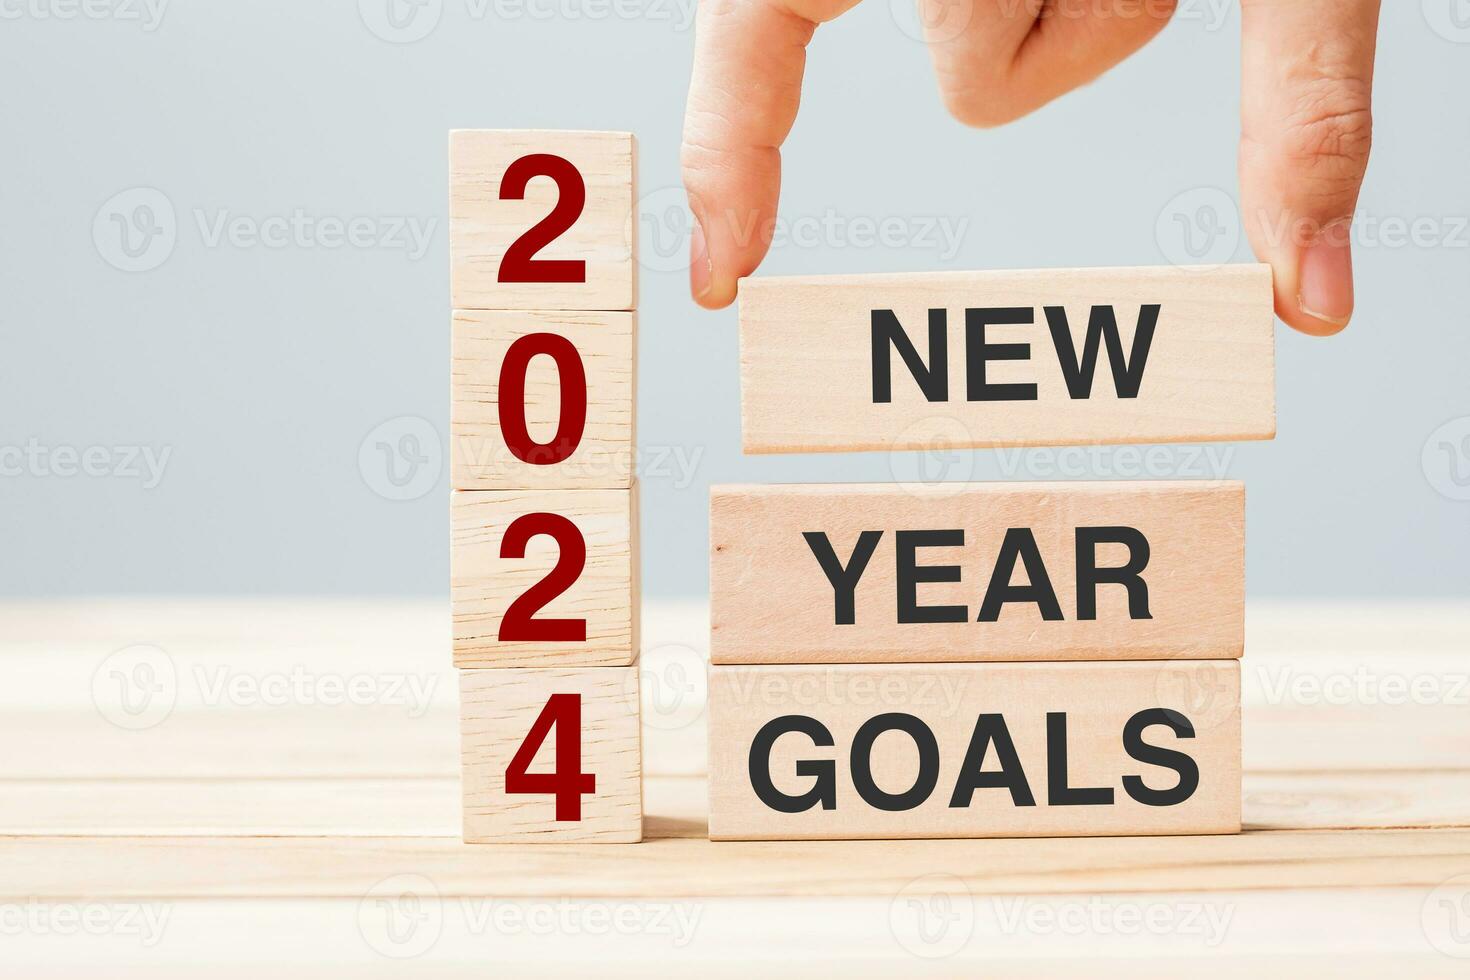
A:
1298,223,1354,326
689,209,712,303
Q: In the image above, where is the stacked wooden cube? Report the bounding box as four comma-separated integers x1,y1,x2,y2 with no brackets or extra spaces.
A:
450,130,641,843
708,266,1276,840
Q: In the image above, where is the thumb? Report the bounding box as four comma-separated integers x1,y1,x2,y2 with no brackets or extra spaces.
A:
1239,0,1382,335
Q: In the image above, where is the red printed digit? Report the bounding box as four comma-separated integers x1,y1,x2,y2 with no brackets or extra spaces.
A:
504,693,595,821
498,513,587,642
498,332,587,465
497,153,587,283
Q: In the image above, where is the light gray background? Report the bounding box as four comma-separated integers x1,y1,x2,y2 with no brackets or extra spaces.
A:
1,0,1466,598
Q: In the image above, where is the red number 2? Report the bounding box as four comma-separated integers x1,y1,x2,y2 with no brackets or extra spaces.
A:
504,693,595,821
498,513,587,642
497,154,587,283
498,332,587,465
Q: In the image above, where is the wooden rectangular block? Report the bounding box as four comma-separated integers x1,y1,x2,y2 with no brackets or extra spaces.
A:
450,130,636,311
708,660,1240,840
739,264,1274,453
461,666,642,843
711,481,1242,664
451,309,635,490
452,486,638,667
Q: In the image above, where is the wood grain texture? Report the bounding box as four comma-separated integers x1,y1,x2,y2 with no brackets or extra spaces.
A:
739,264,1275,453
5,893,1466,978
451,309,635,490
711,481,1243,664
708,661,1241,841
4,828,1463,899
3,596,1470,963
452,487,638,667
460,667,642,843
450,130,635,311
3,770,1469,838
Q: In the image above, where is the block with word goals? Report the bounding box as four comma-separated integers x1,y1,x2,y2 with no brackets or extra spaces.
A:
450,129,641,843
710,263,1273,841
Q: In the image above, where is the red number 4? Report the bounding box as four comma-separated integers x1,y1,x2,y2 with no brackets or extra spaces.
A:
504,693,595,821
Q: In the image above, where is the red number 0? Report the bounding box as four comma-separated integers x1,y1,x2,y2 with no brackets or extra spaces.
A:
504,693,595,821
497,154,587,283
498,332,587,465
498,513,587,642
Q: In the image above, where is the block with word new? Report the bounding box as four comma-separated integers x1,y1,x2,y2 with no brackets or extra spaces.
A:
461,666,643,843
711,481,1243,664
452,486,638,667
452,309,635,490
739,264,1274,453
707,660,1240,840
451,130,636,311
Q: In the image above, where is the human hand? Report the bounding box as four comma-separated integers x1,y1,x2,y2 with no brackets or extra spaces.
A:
681,0,1381,335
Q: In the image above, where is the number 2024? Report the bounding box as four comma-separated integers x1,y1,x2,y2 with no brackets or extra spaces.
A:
493,153,602,822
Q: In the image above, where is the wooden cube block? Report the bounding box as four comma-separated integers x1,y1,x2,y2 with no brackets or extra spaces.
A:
461,666,642,843
711,481,1243,664
739,264,1274,453
451,309,635,490
708,660,1240,841
452,486,638,667
451,130,636,311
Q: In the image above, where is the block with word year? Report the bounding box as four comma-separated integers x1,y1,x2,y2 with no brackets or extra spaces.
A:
452,486,638,667
739,264,1274,453
711,481,1242,664
451,129,636,311
452,309,635,490
461,666,642,843
708,660,1240,840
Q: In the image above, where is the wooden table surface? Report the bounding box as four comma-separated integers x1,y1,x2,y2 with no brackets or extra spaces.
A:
1,599,1468,975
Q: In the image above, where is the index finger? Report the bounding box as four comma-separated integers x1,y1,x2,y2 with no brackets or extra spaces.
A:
681,0,860,309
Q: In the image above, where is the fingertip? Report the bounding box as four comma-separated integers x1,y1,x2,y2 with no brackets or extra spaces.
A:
1278,301,1351,337
689,212,715,307
1283,228,1354,335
